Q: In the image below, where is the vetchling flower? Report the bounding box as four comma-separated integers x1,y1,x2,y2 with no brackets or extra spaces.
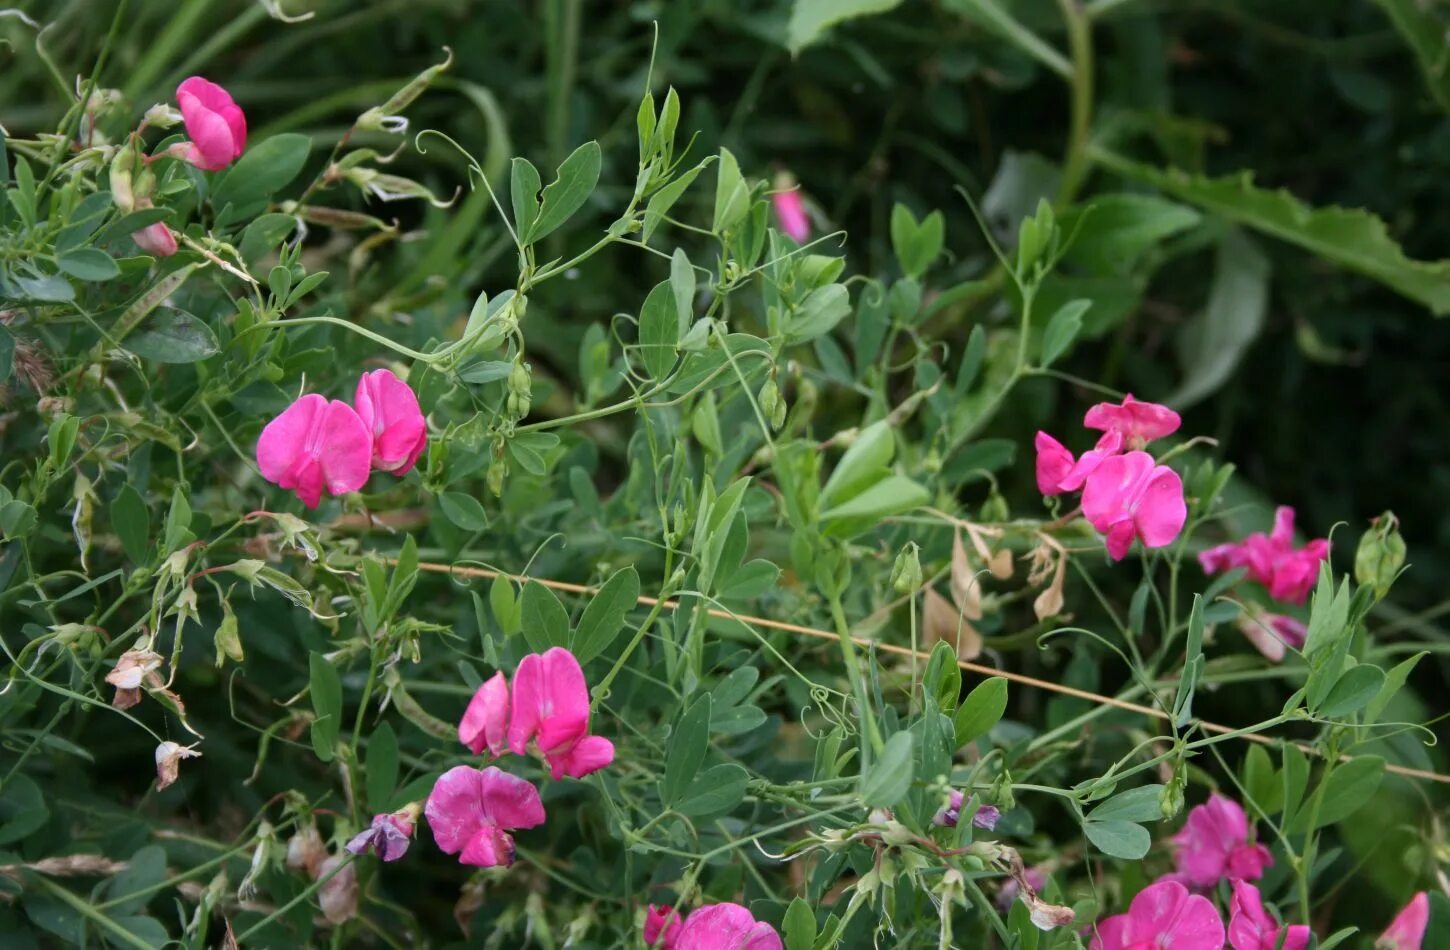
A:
459,671,509,757
931,789,1000,830
1083,393,1181,449
345,804,420,862
1090,879,1225,950
1080,451,1187,561
1378,891,1429,950
1035,430,1124,496
256,394,373,509
424,765,545,868
1171,793,1272,889
132,221,178,257
507,647,615,779
1228,880,1310,950
771,173,810,243
354,368,428,475
1235,608,1307,664
1200,506,1329,606
170,77,246,171
644,902,783,950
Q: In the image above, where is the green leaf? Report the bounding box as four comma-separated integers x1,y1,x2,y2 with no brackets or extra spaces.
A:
642,159,713,242
1302,567,1351,658
112,484,150,565
661,694,713,807
890,204,945,279
1373,0,1450,113
105,846,167,917
819,475,929,533
309,652,343,762
1174,594,1206,727
439,492,489,532
1039,298,1089,367
1317,663,1387,719
713,148,748,233
0,326,12,384
520,579,571,652
677,762,749,817
56,247,120,282
510,156,542,242
366,721,400,811
124,307,220,364
820,420,894,508
638,279,681,379
571,566,640,664
1366,651,1425,724
787,0,905,54
953,676,1008,748
788,283,852,344
529,141,601,242
1083,818,1152,859
1168,229,1270,409
1294,755,1384,831
490,576,520,636
212,133,311,222
783,897,817,950
162,486,192,553
670,248,696,326
0,774,48,845
1098,151,1450,315
1090,785,1166,823
1060,194,1201,274
859,730,914,807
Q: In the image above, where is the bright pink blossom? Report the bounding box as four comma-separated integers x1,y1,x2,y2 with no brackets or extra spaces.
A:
1227,880,1310,950
424,765,545,868
1036,430,1125,496
1090,879,1225,950
354,368,427,474
133,222,178,257
1200,506,1328,606
772,181,810,244
1083,394,1180,449
1236,610,1307,663
1080,451,1187,561
345,808,415,862
173,77,246,171
647,902,783,950
1379,892,1429,950
1171,793,1272,889
459,671,510,756
256,394,373,508
508,647,615,779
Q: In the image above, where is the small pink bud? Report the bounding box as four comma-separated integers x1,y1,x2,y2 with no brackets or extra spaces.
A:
771,174,810,244
132,221,178,258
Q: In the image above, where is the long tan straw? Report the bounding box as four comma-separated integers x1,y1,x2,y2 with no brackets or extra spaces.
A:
406,560,1450,785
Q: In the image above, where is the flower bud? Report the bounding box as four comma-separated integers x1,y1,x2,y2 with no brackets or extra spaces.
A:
285,822,326,877
487,457,506,497
890,542,923,594
214,603,244,666
109,148,140,213
143,103,183,128
1355,511,1405,601
758,378,782,430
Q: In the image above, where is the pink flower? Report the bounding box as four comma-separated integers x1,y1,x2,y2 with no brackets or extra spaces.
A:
1083,394,1180,449
132,221,178,257
424,765,545,868
932,790,999,829
1228,881,1310,950
354,368,427,475
173,77,246,171
459,671,509,756
256,394,373,508
345,807,417,862
1171,793,1272,889
1080,451,1187,561
1200,507,1328,606
507,647,615,779
1090,880,1225,950
772,178,810,243
645,905,683,947
1235,610,1307,663
661,903,782,950
1379,892,1429,950
1036,430,1125,496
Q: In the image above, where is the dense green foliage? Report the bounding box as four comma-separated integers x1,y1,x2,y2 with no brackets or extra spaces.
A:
1,1,1447,947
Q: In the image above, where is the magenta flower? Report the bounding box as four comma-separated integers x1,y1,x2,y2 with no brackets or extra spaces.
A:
1171,793,1272,889
771,177,810,243
1227,880,1310,950
345,807,417,862
1379,892,1429,950
1035,430,1124,496
424,765,545,868
171,77,246,171
1235,610,1307,663
256,394,373,508
1200,506,1329,606
507,647,615,779
459,671,509,756
1091,880,1225,950
645,902,782,950
1080,451,1187,561
1083,394,1181,449
932,789,999,830
133,221,178,257
354,368,427,475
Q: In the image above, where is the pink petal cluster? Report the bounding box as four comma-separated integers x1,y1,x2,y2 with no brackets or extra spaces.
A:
458,647,614,779
345,807,416,863
256,369,425,508
1200,506,1328,606
1091,880,1224,949
1228,880,1310,950
424,765,545,868
645,902,782,950
1035,395,1186,561
133,221,178,258
174,77,247,171
1380,892,1429,950
1171,793,1272,889
771,173,810,243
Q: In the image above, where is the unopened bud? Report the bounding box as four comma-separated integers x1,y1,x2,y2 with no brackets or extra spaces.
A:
758,379,782,430
1354,511,1405,601
890,542,923,594
487,457,505,497
109,148,139,213
214,605,244,666
143,104,183,128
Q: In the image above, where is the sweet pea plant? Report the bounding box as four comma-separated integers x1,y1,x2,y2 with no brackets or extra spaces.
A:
0,4,1446,949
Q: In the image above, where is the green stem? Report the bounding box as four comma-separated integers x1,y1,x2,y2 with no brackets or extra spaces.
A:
1056,0,1095,204
830,593,884,756
34,877,154,950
